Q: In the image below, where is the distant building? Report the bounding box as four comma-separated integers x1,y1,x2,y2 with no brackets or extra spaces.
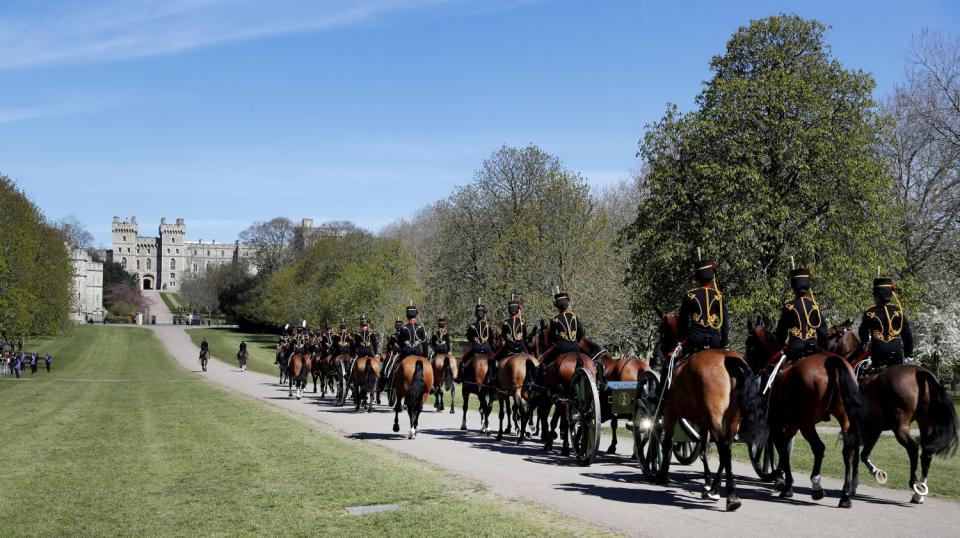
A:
108,216,257,291
70,246,104,322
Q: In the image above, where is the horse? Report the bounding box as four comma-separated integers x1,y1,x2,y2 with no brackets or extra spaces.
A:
199,349,210,372
352,355,381,412
392,355,434,439
745,322,869,508
237,350,249,372
332,353,353,405
495,353,538,443
656,311,767,511
311,352,327,395
275,344,289,385
459,351,497,434
286,350,310,400
431,353,457,413
580,338,652,454
827,328,958,503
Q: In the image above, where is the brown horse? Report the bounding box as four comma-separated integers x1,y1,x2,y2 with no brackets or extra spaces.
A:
826,327,958,503
745,323,868,508
535,352,598,456
459,352,496,434
657,312,767,512
199,349,210,372
276,343,289,384
495,353,538,443
580,338,651,453
286,350,310,400
392,355,434,439
352,355,381,412
331,353,353,405
431,353,457,413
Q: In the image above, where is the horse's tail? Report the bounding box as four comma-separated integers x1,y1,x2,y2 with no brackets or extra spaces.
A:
724,356,767,445
443,356,454,392
918,369,959,456
364,359,378,393
406,360,426,412
825,355,868,443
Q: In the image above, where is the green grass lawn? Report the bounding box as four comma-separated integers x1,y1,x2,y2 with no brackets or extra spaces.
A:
187,327,280,376
0,326,601,536
159,291,181,312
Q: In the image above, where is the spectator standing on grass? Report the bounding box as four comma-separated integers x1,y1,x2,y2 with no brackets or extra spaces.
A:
30,353,38,374
13,354,21,378
45,353,52,372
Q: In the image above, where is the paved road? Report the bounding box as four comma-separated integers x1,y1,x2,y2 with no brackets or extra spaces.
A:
142,290,175,324
152,325,959,537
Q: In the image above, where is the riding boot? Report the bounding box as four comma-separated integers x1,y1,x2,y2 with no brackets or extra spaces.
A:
454,359,469,383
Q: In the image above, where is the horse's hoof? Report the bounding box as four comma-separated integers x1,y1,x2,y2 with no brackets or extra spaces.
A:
460,424,467,431
496,434,503,441
873,469,888,484
726,495,742,512
702,490,720,501
911,493,925,504
779,488,793,499
773,477,786,492
606,445,617,454
392,424,400,433
811,488,824,500
653,474,668,486
838,496,852,509
550,431,558,441
912,481,929,496
408,428,416,439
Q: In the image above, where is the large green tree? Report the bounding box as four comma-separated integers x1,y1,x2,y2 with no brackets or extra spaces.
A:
0,174,73,338
622,15,900,337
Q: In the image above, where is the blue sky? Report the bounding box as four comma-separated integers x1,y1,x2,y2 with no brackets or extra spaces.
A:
1,0,957,246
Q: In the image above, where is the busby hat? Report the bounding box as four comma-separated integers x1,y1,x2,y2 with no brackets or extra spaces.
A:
339,319,348,330
508,299,521,314
406,305,419,319
474,299,486,317
693,259,716,283
790,268,812,290
873,277,895,300
438,317,448,324
359,316,369,327
554,291,570,309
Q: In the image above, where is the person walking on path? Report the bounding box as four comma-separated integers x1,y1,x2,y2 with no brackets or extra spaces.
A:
45,353,52,373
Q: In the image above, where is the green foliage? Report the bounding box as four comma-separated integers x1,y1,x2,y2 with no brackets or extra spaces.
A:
414,145,634,348
0,174,73,338
238,230,419,332
622,15,901,335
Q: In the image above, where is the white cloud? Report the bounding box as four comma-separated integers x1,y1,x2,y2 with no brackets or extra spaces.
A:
0,0,452,70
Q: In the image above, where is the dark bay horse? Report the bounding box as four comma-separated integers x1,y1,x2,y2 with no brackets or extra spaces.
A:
745,323,868,507
286,350,310,400
199,349,210,372
352,355,380,412
460,352,496,434
392,355,434,439
580,338,651,453
431,353,457,413
276,344,289,385
495,353,538,443
658,312,767,511
826,324,958,503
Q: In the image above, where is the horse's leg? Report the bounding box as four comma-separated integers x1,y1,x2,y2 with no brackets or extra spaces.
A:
838,426,859,508
719,438,740,511
560,402,571,457
461,389,470,431
892,420,921,503
504,397,512,435
655,412,678,485
607,416,618,454
392,399,401,433
773,425,799,497
539,400,553,451
515,391,527,445
860,427,884,486
448,384,456,414
798,425,825,500
496,395,505,441
700,430,715,497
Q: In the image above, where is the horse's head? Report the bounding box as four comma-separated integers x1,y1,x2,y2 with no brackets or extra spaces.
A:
658,311,681,356
744,317,777,373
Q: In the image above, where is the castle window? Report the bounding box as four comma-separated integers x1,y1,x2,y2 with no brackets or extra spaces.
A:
121,257,127,268
176,248,179,254
192,263,198,272
136,259,140,270
207,250,210,256
122,236,126,241
167,248,170,254
146,259,151,270
193,250,197,255
170,259,176,270
221,250,224,256
170,272,175,279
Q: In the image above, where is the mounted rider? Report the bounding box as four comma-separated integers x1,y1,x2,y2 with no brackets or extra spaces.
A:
353,316,380,358
430,318,452,356
199,337,209,360
385,318,404,357
293,326,309,353
774,268,828,362
454,302,495,383
540,291,584,366
857,276,914,368
397,305,429,359
493,299,527,362
319,322,334,356
331,321,354,356
678,258,728,358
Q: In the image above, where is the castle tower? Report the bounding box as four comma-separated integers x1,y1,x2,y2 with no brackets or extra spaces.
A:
111,216,139,274
158,217,187,290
